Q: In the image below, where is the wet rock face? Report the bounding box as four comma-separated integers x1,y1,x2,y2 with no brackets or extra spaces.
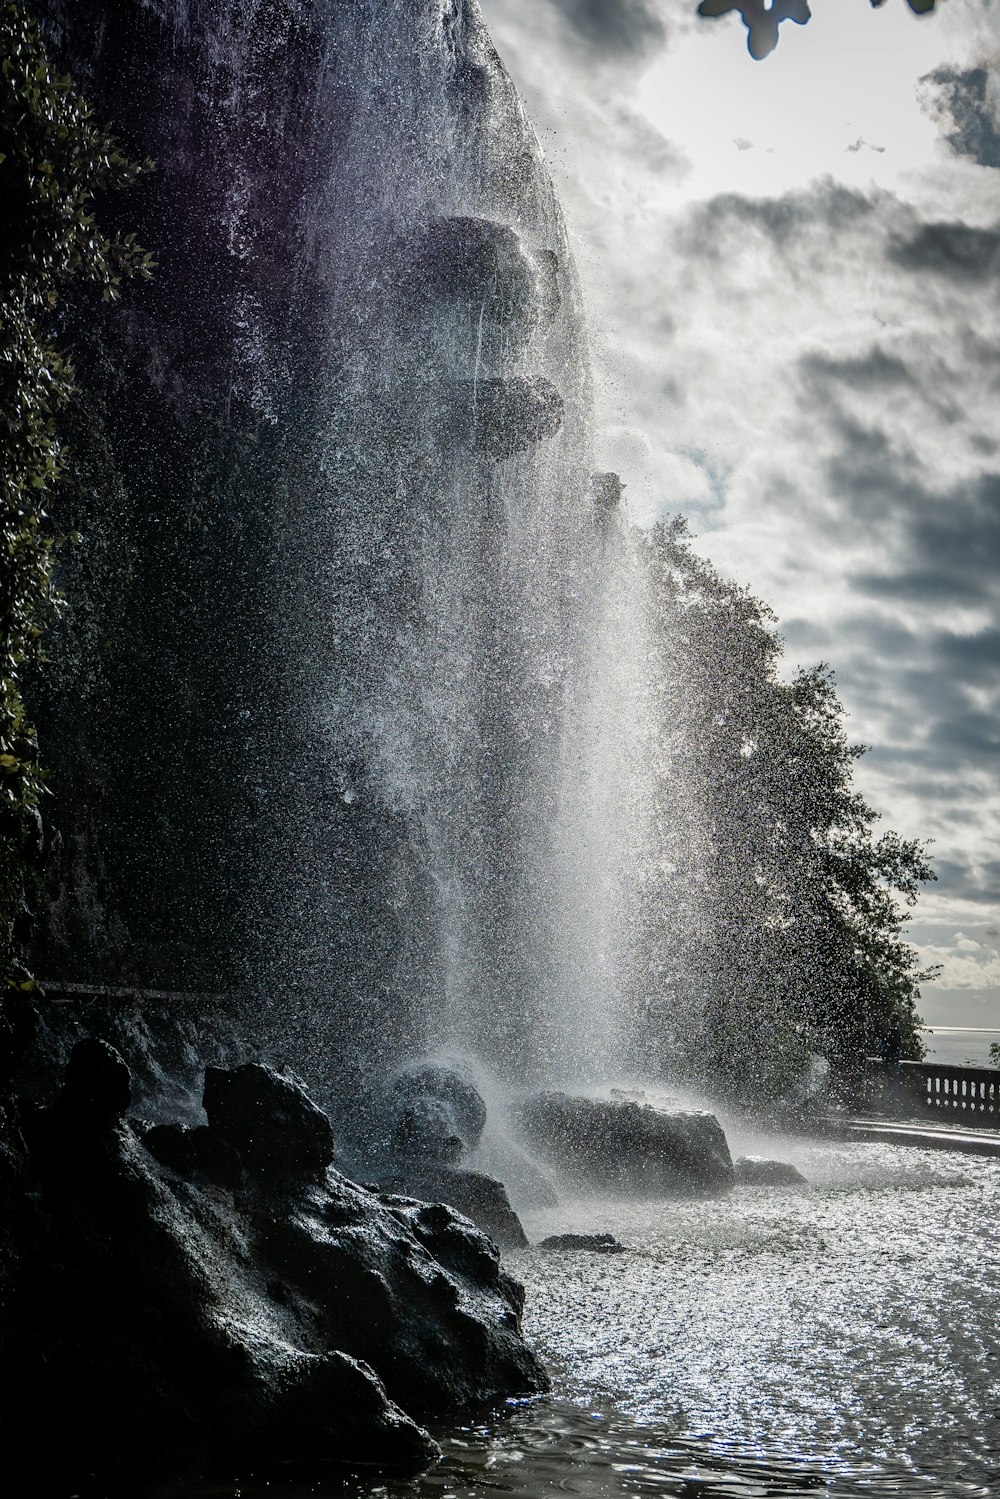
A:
5,1041,547,1482
473,375,565,458
516,1092,736,1195
387,1059,488,1163
59,1035,132,1124
203,1061,335,1176
381,1164,529,1251
269,1176,538,1413
408,215,540,357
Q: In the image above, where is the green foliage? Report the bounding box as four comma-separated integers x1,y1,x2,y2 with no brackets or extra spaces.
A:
990,1041,1000,1069
0,0,151,990
636,517,936,1100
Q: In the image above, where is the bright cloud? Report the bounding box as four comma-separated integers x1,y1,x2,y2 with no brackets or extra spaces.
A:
481,0,1000,1022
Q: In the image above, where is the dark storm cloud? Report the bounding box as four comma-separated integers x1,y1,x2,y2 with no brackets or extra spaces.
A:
935,627,1000,676
908,472,1000,582
888,222,1000,280
837,628,1000,761
684,179,875,253
823,417,916,509
870,772,980,804
785,610,919,665
928,709,1000,761
839,467,1000,603
800,347,917,393
933,859,1000,905
545,0,667,55
919,66,1000,169
855,569,992,604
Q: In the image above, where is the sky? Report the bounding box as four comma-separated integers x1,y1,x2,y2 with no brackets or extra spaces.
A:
479,0,1000,1028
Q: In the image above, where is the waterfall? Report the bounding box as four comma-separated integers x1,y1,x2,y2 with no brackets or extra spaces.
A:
32,0,657,1115
263,0,643,1097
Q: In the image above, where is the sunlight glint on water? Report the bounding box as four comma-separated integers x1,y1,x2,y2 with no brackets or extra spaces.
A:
138,1140,1000,1498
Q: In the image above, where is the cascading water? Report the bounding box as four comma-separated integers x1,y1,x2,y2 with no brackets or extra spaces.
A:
29,0,656,1108
253,0,654,1106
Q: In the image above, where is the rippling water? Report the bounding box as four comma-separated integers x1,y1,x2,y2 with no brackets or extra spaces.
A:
133,1138,999,1499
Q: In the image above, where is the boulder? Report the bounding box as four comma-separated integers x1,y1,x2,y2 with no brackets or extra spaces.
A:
591,472,624,530
203,1062,335,1177
268,1177,541,1414
515,1091,735,1195
142,1121,242,1182
386,1059,488,1163
21,1036,134,1172
409,216,537,326
735,1155,807,1186
381,1164,529,1251
59,1036,132,1125
391,1096,463,1164
7,1047,546,1482
539,1233,625,1254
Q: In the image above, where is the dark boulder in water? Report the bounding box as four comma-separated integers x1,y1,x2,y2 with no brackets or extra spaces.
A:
4,1043,547,1483
392,1094,465,1164
142,1119,243,1182
591,471,624,531
409,216,538,337
271,1177,539,1413
516,1091,736,1195
387,1059,488,1161
539,1232,625,1253
735,1155,808,1186
381,1163,529,1251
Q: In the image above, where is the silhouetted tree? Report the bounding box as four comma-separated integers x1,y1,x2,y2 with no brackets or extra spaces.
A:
631,517,935,1101
697,0,940,62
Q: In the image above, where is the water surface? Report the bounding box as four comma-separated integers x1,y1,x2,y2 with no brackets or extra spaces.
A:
132,1139,1000,1498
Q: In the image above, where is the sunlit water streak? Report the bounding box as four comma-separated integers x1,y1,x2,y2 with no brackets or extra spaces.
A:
128,1139,999,1499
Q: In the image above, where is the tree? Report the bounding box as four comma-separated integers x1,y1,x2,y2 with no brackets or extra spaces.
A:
629,517,936,1102
697,0,942,62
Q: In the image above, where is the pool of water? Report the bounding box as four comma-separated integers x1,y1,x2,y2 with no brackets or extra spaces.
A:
513,1134,1000,1494
132,1138,1000,1498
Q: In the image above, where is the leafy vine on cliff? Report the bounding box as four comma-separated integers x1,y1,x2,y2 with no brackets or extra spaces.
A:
0,0,152,998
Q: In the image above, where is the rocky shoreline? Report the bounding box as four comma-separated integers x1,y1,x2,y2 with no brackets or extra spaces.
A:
1,1041,547,1485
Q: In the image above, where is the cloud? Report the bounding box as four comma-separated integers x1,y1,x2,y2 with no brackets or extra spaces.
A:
843,470,1000,606
682,178,877,254
801,346,917,392
544,0,668,56
935,626,1000,675
888,221,1000,280
479,0,1000,1013
913,939,1000,991
918,64,1000,169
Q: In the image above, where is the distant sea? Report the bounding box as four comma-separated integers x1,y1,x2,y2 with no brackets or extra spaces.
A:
919,1027,1000,1068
